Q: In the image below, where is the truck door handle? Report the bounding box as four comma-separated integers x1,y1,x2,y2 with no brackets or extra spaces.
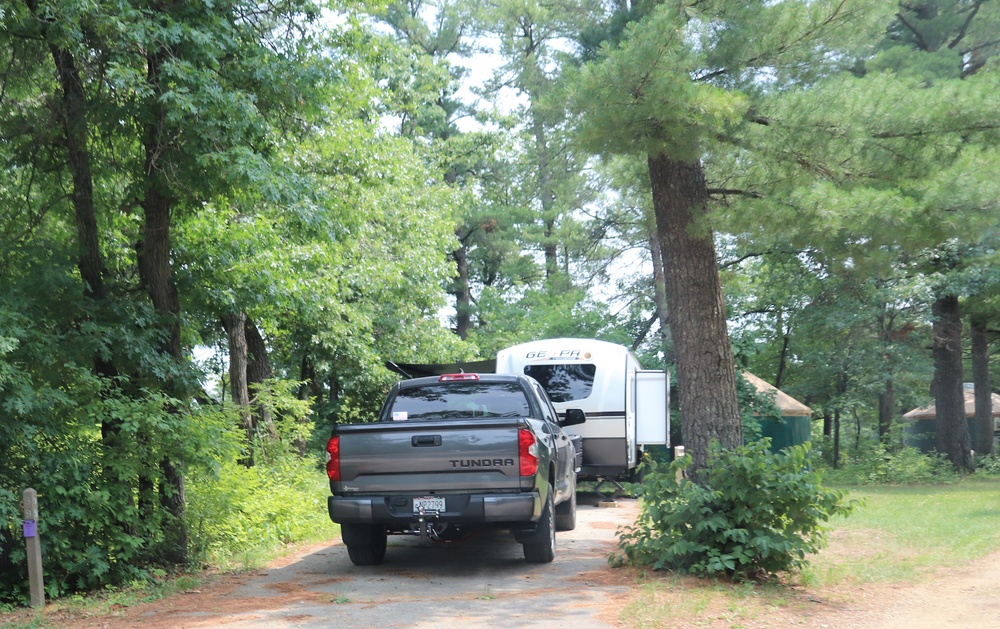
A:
412,435,442,447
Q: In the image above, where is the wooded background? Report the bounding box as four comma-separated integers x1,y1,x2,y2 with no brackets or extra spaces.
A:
1,0,997,601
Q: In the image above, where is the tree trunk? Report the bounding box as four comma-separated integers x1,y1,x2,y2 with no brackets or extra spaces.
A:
646,153,741,475
833,407,841,468
525,52,558,281
931,295,973,471
44,36,124,423
299,353,322,406
878,378,895,443
452,242,472,339
39,27,142,534
223,312,254,466
774,322,790,389
970,314,994,456
648,231,670,352
876,306,897,444
139,47,187,564
246,317,277,441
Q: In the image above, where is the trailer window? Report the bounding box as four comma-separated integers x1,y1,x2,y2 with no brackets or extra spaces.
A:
389,382,532,419
524,364,596,402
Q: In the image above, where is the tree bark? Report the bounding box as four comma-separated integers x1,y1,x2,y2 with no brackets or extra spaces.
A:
223,312,254,466
451,242,472,339
246,317,277,441
878,378,895,443
648,231,670,352
970,314,994,456
530,103,558,280
774,322,790,390
43,33,124,405
931,295,973,471
833,407,841,468
646,153,741,475
139,47,187,564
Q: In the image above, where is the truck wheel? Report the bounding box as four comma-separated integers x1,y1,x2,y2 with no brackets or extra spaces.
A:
554,485,577,532
523,485,556,563
341,523,387,566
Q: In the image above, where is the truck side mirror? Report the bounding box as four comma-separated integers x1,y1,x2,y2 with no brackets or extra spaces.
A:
560,408,586,427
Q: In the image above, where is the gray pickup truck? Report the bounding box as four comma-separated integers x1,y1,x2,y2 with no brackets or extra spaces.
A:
326,372,585,565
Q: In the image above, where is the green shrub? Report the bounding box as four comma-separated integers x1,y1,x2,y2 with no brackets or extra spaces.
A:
613,440,858,581
974,454,1000,477
186,382,336,567
0,384,242,604
819,443,960,485
186,452,335,568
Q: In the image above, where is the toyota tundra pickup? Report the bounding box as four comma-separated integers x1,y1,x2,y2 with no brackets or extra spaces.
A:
326,372,584,565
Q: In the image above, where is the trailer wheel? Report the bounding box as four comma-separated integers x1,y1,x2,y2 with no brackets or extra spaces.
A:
341,523,387,566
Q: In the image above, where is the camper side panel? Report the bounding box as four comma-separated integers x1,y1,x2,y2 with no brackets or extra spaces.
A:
496,339,631,477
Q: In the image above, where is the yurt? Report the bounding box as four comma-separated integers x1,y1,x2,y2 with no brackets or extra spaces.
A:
902,384,1000,452
742,372,813,452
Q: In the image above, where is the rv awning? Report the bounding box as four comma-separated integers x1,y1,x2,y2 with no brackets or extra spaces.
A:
385,359,498,379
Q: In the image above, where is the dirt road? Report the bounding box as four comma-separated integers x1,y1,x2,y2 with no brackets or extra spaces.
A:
50,493,640,629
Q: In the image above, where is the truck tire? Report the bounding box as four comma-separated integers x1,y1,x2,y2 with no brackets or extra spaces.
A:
522,485,556,563
554,485,577,532
341,523,387,566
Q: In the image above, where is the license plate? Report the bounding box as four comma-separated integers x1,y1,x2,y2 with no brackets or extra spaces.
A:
413,496,445,514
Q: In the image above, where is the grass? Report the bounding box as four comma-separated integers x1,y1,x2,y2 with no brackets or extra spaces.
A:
804,478,1000,584
617,477,1000,628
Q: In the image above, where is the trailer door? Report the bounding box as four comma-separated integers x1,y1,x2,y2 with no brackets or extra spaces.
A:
635,370,669,446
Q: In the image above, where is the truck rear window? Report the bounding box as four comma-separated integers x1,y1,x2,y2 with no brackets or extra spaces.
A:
390,382,532,420
523,364,596,402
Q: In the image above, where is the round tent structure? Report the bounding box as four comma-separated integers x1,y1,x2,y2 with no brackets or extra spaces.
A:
901,384,1000,453
742,372,813,452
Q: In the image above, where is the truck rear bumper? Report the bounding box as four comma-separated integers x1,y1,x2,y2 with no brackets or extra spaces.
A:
329,492,540,526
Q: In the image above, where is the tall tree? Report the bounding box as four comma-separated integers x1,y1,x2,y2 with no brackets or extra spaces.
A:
969,312,995,456
768,2,997,469
569,0,888,473
2,0,343,570
478,1,603,289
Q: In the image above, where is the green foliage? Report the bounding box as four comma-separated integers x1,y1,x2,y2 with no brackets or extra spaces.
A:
818,443,961,485
185,380,334,567
736,372,782,443
186,453,335,568
974,455,1000,478
0,387,240,603
614,441,858,581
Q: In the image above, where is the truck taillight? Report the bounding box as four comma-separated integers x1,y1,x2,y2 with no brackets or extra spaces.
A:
326,436,341,481
518,428,538,476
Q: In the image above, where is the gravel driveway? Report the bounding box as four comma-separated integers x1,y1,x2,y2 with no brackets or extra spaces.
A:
86,493,641,629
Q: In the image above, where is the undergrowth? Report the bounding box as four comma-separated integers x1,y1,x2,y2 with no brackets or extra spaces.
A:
612,441,858,581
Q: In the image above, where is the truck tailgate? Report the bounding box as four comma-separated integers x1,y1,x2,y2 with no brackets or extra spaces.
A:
334,418,528,494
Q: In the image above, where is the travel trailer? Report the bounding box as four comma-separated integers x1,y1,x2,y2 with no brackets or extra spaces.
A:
495,339,669,480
